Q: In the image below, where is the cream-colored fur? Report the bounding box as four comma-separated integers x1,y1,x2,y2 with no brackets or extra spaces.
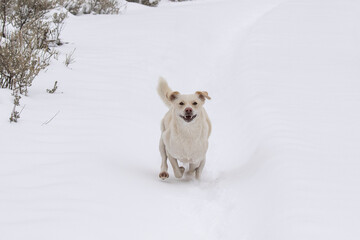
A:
157,77,211,180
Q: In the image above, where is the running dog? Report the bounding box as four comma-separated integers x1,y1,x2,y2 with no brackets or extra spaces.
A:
157,77,211,180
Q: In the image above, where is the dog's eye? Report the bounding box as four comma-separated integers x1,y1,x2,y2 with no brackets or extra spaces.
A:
179,102,184,105
193,102,198,106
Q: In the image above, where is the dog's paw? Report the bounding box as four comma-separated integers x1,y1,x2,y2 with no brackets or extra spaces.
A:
159,172,169,180
179,167,185,174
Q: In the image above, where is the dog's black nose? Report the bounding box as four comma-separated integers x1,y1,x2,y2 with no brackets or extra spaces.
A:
185,107,193,114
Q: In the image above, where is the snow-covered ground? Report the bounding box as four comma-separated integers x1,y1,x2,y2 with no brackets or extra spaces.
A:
1,0,360,239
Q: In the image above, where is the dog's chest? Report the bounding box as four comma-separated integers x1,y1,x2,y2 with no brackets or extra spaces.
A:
164,125,208,163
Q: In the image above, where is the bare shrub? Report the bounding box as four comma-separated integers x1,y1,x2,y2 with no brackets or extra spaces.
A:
50,11,68,46
9,89,22,122
0,0,12,37
58,0,85,15
126,0,159,7
64,48,76,67
87,0,120,14
47,81,58,93
10,0,55,30
59,0,125,15
1,0,124,122
0,0,59,96
9,104,21,122
0,30,56,95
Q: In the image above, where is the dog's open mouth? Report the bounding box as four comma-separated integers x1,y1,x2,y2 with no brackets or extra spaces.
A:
181,114,197,123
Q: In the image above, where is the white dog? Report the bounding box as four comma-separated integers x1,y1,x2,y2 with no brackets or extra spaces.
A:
157,77,211,180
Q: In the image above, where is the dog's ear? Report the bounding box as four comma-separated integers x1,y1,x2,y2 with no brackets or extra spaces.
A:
196,91,211,101
167,91,180,101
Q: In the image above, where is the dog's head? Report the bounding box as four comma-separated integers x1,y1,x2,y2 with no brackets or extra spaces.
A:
167,91,211,123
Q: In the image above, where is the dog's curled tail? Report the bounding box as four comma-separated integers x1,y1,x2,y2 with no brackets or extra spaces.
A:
157,77,173,108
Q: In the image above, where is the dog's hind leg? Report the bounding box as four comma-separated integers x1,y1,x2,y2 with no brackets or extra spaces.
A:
187,162,200,176
195,159,206,179
168,155,185,178
159,139,169,180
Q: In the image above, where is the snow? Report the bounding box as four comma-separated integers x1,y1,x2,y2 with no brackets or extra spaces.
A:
1,0,360,239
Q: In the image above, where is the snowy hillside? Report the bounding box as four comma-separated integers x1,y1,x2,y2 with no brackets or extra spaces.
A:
1,0,360,239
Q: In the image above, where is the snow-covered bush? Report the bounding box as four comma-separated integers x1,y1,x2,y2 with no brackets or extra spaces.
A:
58,0,85,15
50,11,68,45
1,0,124,122
10,0,55,31
126,0,159,7
0,30,56,94
0,0,60,122
59,0,125,15
0,0,123,94
0,0,57,94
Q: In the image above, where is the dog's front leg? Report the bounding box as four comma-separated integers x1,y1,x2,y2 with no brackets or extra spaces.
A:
159,139,169,180
168,155,185,178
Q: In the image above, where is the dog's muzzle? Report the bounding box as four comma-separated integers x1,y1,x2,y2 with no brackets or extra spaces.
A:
181,114,197,123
